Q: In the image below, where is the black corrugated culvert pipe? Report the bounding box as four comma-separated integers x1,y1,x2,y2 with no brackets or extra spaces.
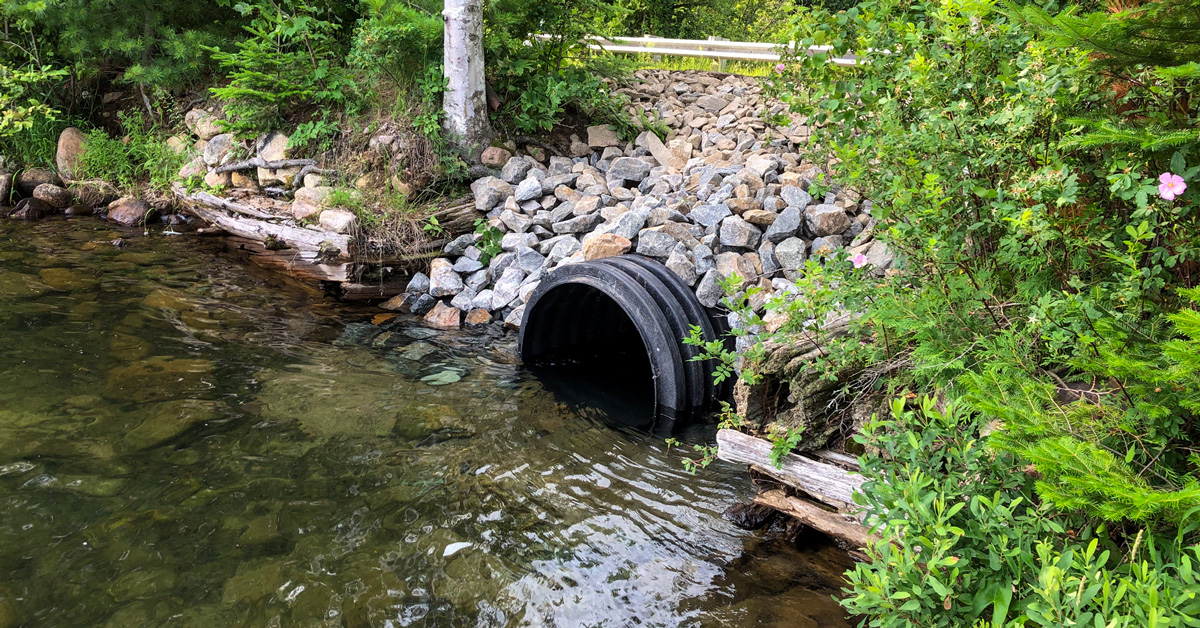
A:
519,255,731,421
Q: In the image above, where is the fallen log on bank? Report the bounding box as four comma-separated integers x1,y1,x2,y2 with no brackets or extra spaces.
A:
753,489,876,550
213,158,318,174
717,428,864,512
173,185,351,257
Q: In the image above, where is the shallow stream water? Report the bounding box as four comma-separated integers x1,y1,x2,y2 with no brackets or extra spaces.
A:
0,217,852,627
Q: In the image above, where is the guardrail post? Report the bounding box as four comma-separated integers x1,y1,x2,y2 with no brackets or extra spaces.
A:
708,36,729,72
644,34,663,64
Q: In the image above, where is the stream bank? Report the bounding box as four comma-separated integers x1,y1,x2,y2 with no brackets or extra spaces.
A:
2,68,895,597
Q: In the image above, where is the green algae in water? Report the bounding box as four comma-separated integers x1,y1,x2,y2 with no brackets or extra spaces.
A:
0,218,854,628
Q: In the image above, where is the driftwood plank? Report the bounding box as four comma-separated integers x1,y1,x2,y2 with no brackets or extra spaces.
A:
223,237,350,282
173,185,351,257
185,189,277,220
754,489,875,549
213,158,317,174
716,428,865,510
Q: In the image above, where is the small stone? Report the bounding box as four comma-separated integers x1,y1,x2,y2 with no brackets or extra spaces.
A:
546,236,581,263
513,177,542,203
695,269,723,307
470,289,495,310
423,302,461,329
429,258,464,297
504,304,526,329
688,203,731,228
204,170,231,187
407,272,431,294
715,252,758,283
481,146,512,166
572,195,603,216
500,232,538,252
759,240,780,277
608,157,652,182
304,173,325,188
202,133,235,167
781,185,812,209
472,176,513,212
318,208,358,234
635,229,676,257
106,197,155,227
184,108,223,140
465,308,492,325
553,213,603,234
806,204,852,237
587,124,621,148
231,171,256,188
865,240,895,274
491,267,526,309
178,157,206,180
745,154,776,177
444,234,475,256
501,156,532,184
764,207,802,243
582,233,631,260
810,235,843,256
514,247,546,273
742,209,777,227
450,288,477,311
666,247,698,285
410,294,437,316
719,215,761,249
452,257,484,274
694,243,715,275
56,127,88,180
32,183,72,208
775,237,807,278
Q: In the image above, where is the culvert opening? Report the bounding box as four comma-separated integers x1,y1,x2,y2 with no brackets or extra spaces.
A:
521,283,656,425
519,256,729,424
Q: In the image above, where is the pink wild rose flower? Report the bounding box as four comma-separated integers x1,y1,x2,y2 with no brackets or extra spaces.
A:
1159,172,1187,201
774,63,786,75
851,253,869,269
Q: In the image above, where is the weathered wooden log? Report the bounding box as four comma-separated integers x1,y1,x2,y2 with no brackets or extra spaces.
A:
173,185,351,257
716,428,865,511
223,237,350,282
431,198,478,234
182,189,278,220
213,158,317,174
332,276,412,301
754,489,875,549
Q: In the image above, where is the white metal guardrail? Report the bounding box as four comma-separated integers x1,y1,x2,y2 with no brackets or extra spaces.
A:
533,34,859,69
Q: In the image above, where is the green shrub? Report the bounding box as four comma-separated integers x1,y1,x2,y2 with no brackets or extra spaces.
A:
207,1,358,138
845,395,1200,627
75,111,188,192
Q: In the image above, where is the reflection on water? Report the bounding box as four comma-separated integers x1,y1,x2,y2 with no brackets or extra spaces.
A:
0,218,852,627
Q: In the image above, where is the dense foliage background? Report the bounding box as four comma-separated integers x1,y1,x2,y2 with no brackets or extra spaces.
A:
744,0,1200,624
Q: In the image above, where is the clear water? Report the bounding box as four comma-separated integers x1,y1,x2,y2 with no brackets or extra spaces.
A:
0,218,853,628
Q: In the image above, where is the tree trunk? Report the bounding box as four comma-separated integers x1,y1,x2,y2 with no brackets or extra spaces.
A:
442,0,493,162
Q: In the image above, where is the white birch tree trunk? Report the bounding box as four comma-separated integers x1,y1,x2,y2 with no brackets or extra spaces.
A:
442,0,493,161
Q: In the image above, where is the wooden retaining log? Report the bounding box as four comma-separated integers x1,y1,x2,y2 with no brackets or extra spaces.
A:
717,428,876,550
173,185,351,257
753,489,876,550
717,428,864,511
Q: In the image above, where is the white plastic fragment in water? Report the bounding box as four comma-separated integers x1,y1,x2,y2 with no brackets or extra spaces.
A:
442,542,473,558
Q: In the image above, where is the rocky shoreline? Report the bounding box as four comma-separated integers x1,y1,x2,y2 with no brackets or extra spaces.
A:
2,69,894,341
387,69,894,333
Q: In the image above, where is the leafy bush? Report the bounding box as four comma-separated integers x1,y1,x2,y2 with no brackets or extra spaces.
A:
845,395,1200,627
348,0,443,83
671,0,1200,623
75,111,189,191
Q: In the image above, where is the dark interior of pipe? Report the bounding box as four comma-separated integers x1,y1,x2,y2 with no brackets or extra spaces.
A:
522,283,655,424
